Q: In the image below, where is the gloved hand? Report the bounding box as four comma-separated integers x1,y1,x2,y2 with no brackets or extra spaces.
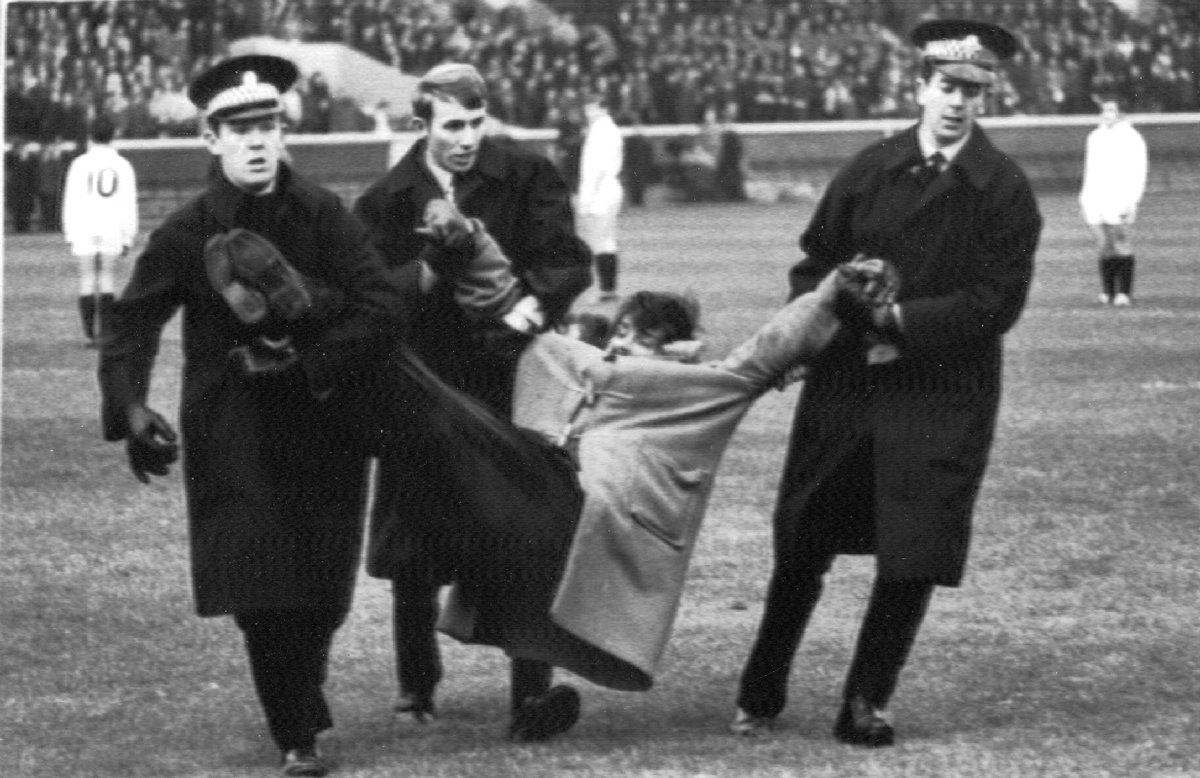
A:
225,228,316,320
229,336,300,377
832,256,901,336
126,404,179,484
415,199,476,278
204,233,269,324
417,198,475,251
849,256,900,307
206,229,316,321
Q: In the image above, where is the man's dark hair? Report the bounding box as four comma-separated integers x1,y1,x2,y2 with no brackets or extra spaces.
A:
90,115,116,144
614,291,700,345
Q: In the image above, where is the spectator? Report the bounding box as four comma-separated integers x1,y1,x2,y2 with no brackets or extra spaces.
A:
37,140,68,233
621,112,657,207
5,139,40,233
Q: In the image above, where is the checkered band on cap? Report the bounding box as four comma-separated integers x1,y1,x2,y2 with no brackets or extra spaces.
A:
204,71,282,118
922,34,999,70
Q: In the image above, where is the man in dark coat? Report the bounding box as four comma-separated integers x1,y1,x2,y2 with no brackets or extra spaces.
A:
98,55,410,778
5,139,40,233
353,62,592,741
731,19,1042,747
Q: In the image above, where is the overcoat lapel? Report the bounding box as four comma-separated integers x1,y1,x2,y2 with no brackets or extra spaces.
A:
877,126,1000,231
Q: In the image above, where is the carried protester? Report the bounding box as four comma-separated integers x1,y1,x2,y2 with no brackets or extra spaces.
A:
248,194,903,696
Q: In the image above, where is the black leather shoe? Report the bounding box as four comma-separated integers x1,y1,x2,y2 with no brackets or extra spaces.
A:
281,746,327,776
833,696,895,747
508,684,581,742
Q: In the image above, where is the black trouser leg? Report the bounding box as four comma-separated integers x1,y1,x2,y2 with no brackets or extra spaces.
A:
736,551,835,718
391,575,442,706
1099,256,1120,298
841,579,933,709
595,253,618,293
510,657,554,714
1115,254,1135,296
234,607,346,752
78,295,96,340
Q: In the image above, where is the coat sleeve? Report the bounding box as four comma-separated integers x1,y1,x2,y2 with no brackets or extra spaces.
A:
97,225,189,440
351,180,427,303
296,196,413,397
511,155,593,326
787,159,867,299
897,169,1041,348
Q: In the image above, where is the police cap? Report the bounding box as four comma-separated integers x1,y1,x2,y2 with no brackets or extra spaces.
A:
911,19,1018,85
188,54,299,122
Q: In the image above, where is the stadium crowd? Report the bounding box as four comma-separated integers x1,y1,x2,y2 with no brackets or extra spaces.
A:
6,0,1199,145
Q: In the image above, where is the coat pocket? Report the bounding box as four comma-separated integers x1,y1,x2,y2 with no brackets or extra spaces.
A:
624,445,709,552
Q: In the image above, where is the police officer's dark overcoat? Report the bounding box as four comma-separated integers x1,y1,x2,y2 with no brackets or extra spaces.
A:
100,164,407,615
778,125,1042,586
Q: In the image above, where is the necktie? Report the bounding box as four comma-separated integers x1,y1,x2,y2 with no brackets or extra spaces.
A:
917,152,945,188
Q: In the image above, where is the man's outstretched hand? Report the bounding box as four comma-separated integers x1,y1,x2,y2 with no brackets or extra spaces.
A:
415,199,477,278
832,255,901,335
125,404,179,483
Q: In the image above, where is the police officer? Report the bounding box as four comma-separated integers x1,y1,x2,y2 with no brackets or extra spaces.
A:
730,20,1042,747
98,55,406,777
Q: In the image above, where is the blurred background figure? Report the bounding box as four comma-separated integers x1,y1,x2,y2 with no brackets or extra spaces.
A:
1080,96,1148,306
577,91,624,302
61,115,138,347
715,102,749,202
620,112,656,207
5,139,40,234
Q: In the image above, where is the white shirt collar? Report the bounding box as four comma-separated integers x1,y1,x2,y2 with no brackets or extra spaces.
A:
918,126,972,165
423,146,456,199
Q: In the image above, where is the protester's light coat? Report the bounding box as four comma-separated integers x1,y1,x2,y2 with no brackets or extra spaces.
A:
440,274,842,690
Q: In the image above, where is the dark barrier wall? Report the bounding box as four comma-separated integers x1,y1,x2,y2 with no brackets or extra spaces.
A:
117,115,1199,226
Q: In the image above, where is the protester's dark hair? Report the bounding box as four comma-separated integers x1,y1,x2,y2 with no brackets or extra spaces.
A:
90,115,116,144
566,312,612,348
413,63,487,123
614,291,700,345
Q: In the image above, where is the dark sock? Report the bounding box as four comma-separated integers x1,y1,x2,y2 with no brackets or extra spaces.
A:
1116,254,1135,296
1099,256,1119,298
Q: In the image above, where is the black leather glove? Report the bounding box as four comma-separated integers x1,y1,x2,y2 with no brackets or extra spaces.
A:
207,228,319,321
832,257,901,338
126,404,179,484
229,336,300,377
204,233,269,324
415,199,475,278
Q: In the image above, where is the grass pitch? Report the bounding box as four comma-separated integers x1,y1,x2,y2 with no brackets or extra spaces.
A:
3,191,1199,777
